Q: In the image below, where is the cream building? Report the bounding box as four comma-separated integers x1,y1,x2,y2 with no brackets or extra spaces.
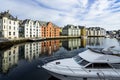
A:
19,19,41,38
86,27,106,37
62,25,81,36
0,11,19,39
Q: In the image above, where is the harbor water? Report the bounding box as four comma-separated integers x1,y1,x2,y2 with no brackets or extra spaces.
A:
0,37,120,80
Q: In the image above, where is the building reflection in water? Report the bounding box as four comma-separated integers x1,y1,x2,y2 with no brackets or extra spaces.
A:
41,40,60,55
86,37,104,47
24,42,41,61
0,40,60,74
0,45,19,73
62,38,86,51
62,37,104,51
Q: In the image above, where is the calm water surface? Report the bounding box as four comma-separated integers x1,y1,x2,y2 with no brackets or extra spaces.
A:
0,37,120,80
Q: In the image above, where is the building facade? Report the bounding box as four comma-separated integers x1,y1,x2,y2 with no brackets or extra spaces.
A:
86,27,106,37
19,19,41,38
0,11,19,39
81,26,86,36
62,25,81,36
41,22,60,38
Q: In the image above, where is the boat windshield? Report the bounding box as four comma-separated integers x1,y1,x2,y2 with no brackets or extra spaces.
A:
86,63,112,68
73,55,82,63
73,55,89,66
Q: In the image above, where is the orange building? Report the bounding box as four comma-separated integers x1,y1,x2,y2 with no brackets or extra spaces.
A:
41,22,60,38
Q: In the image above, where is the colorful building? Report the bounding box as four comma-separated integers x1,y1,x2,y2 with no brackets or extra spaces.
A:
80,26,86,36
41,22,60,38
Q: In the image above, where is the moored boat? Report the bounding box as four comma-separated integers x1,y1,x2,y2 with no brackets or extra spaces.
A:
41,46,120,80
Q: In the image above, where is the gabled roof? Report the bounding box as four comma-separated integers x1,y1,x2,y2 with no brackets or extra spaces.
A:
0,10,18,20
63,24,82,29
39,21,47,26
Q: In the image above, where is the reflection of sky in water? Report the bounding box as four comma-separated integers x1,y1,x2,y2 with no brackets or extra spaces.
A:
86,38,119,48
104,38,119,48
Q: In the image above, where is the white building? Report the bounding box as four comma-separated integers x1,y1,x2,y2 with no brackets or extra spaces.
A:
86,27,106,37
0,11,19,39
20,19,41,38
62,25,81,36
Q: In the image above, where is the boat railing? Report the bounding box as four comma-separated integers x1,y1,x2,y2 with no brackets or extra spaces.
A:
46,63,120,73
44,63,120,78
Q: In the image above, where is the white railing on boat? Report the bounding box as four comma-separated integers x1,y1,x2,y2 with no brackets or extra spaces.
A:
45,63,120,77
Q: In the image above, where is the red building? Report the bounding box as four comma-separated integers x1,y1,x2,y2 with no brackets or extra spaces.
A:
41,22,60,38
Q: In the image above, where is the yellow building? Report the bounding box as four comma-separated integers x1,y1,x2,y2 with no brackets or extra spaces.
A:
81,26,86,36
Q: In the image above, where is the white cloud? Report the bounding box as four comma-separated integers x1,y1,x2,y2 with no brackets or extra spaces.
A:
0,0,119,30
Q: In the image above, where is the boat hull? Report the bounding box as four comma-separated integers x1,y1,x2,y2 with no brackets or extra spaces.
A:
47,70,120,80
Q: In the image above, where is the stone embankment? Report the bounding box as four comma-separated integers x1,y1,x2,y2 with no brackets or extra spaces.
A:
0,36,81,50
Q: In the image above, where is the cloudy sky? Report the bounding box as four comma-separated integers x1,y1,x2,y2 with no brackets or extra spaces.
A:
0,0,120,30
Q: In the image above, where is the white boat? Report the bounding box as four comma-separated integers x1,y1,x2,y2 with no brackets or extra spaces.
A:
42,47,120,80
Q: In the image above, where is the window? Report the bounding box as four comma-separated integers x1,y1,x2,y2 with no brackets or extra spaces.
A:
9,26,11,29
4,19,5,23
73,55,89,66
13,50,15,54
9,51,11,55
14,22,15,25
86,63,112,68
9,32,11,35
14,27,15,30
79,60,89,66
13,32,15,35
73,55,82,63
9,57,11,61
4,25,5,29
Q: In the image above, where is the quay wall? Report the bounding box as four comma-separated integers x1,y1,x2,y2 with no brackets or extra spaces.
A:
0,36,105,50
